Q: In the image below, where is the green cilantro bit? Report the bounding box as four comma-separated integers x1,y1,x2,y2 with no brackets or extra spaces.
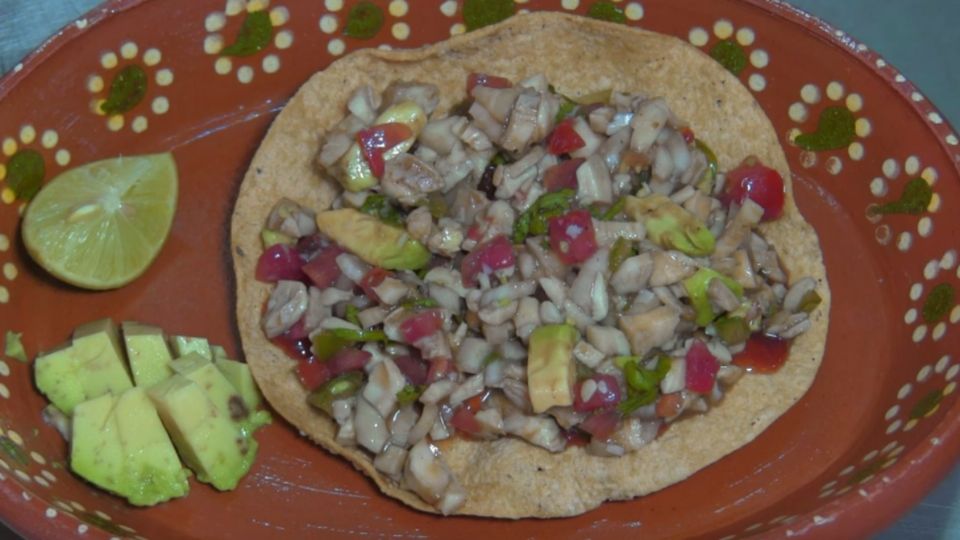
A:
4,331,27,363
344,304,361,327
396,384,424,406
311,332,350,361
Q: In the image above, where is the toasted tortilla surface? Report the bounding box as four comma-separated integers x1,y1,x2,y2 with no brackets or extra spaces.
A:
231,12,830,518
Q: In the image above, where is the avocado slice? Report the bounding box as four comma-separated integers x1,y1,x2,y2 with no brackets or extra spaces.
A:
214,357,263,412
169,335,212,360
624,194,716,256
148,374,257,491
34,319,133,414
315,208,430,270
171,354,269,433
210,345,229,362
70,394,124,496
527,324,579,413
333,101,427,192
683,268,744,326
121,322,174,388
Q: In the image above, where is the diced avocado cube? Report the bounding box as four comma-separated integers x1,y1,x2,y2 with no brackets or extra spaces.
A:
171,353,268,434
169,335,212,360
148,375,257,491
526,324,579,413
625,194,716,256
315,208,430,270
683,268,744,327
210,345,229,362
214,358,263,412
70,394,124,495
121,322,174,388
34,343,85,415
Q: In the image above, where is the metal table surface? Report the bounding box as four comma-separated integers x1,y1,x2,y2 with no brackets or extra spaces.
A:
1,0,958,538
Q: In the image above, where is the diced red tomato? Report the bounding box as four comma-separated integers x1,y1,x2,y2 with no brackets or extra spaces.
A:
255,244,305,283
426,357,455,382
295,234,328,260
578,410,620,440
546,118,586,155
467,73,512,94
655,392,684,419
548,209,598,264
563,429,590,447
573,374,622,412
680,127,695,145
393,355,429,386
723,158,785,221
297,360,332,391
284,318,309,341
463,393,486,412
327,349,372,377
357,122,413,178
543,158,585,192
685,340,719,393
272,331,314,363
460,235,516,286
358,267,390,302
450,406,484,436
301,245,344,288
466,224,483,242
399,310,444,343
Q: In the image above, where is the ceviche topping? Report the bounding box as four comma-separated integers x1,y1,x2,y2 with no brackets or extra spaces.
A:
256,74,820,513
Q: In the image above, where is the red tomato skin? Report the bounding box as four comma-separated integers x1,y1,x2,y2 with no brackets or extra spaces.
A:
547,118,586,155
547,210,598,264
356,123,413,178
724,160,785,221
467,73,512,94
460,235,516,286
543,158,585,192
685,340,719,393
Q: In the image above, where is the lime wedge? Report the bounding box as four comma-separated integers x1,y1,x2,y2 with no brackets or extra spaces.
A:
22,153,178,290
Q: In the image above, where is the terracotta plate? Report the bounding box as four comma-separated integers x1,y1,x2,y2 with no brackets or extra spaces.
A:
1,0,959,538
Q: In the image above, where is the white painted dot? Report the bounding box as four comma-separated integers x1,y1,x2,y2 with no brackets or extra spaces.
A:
205,12,226,32
862,449,879,462
87,74,104,93
911,91,923,102
34,476,49,488
922,167,938,185
876,58,887,68
0,361,7,377
748,73,766,92
325,0,344,11
204,34,224,55
750,49,769,69
885,404,900,420
819,489,835,499
450,23,466,36
855,118,872,138
1,138,16,156
392,22,410,40
870,177,887,197
561,0,579,9
910,283,924,301
78,524,89,534
903,418,919,432
848,142,864,161
214,57,232,75
625,2,644,20
120,41,138,60
100,51,118,69
905,155,920,175
946,382,958,396
913,324,928,342
933,322,947,341
736,27,755,46
19,125,35,145
924,260,940,280
41,470,55,482
14,470,29,482
131,116,148,134
38,130,58,150
262,54,280,74
886,419,902,434
107,115,124,132
328,38,345,56
826,81,844,100
952,305,960,324
936,355,951,374
898,383,913,400
270,6,290,26
788,102,808,122
55,149,70,167
319,14,338,33
895,74,906,83
918,217,933,238
225,0,244,16
917,365,933,383
928,112,943,124
689,27,709,47
378,44,393,51
744,523,763,533
246,0,268,12
45,508,57,518
0,235,7,252
151,96,169,115
905,308,918,324
800,84,821,104
155,68,173,86
713,19,734,39
897,231,913,251
845,93,863,112
947,134,958,146
275,30,293,49
826,156,843,175
1,263,14,282
440,0,457,17
948,364,960,381
237,66,254,84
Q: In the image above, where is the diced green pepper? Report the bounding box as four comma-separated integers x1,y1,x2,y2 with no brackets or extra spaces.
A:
618,356,671,414
311,332,350,361
512,189,576,244
714,316,750,345
344,305,361,327
307,372,364,415
798,290,822,313
683,268,745,327
608,237,636,273
396,384,424,406
694,139,719,194
328,328,388,343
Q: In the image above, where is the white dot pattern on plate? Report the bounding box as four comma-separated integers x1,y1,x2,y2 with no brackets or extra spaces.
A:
917,365,933,383
625,2,644,20
885,404,899,420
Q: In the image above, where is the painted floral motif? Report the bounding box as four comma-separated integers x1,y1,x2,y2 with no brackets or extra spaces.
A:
204,0,291,84
901,250,959,343
86,41,172,133
0,125,71,205
786,81,871,176
867,156,940,252
688,19,770,93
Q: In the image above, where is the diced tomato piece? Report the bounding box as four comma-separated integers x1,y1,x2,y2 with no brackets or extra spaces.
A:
685,340,719,393
655,392,685,419
460,235,516,286
563,429,590,447
680,127,695,145
723,158,785,221
463,393,486,412
467,73,512,94
284,318,309,341
546,118,586,155
543,158,585,192
733,333,789,373
573,374,622,412
256,244,306,283
578,410,620,440
399,310,444,343
393,355,429,386
301,245,344,288
548,209,598,264
450,406,484,436
466,224,483,242
295,234,328,260
358,267,390,301
297,360,331,391
426,357,455,382
357,122,413,178
327,349,372,377
272,332,314,363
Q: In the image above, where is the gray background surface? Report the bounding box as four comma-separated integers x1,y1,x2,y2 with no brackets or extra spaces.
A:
1,0,959,538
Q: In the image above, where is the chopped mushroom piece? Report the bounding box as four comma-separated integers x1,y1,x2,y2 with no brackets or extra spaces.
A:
619,305,681,356
404,441,464,514
382,154,446,206
503,413,565,452
262,280,309,338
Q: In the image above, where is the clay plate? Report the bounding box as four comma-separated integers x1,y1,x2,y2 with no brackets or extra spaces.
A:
0,0,958,538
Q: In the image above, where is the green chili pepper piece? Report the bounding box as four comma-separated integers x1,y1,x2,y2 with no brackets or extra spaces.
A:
307,372,364,415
